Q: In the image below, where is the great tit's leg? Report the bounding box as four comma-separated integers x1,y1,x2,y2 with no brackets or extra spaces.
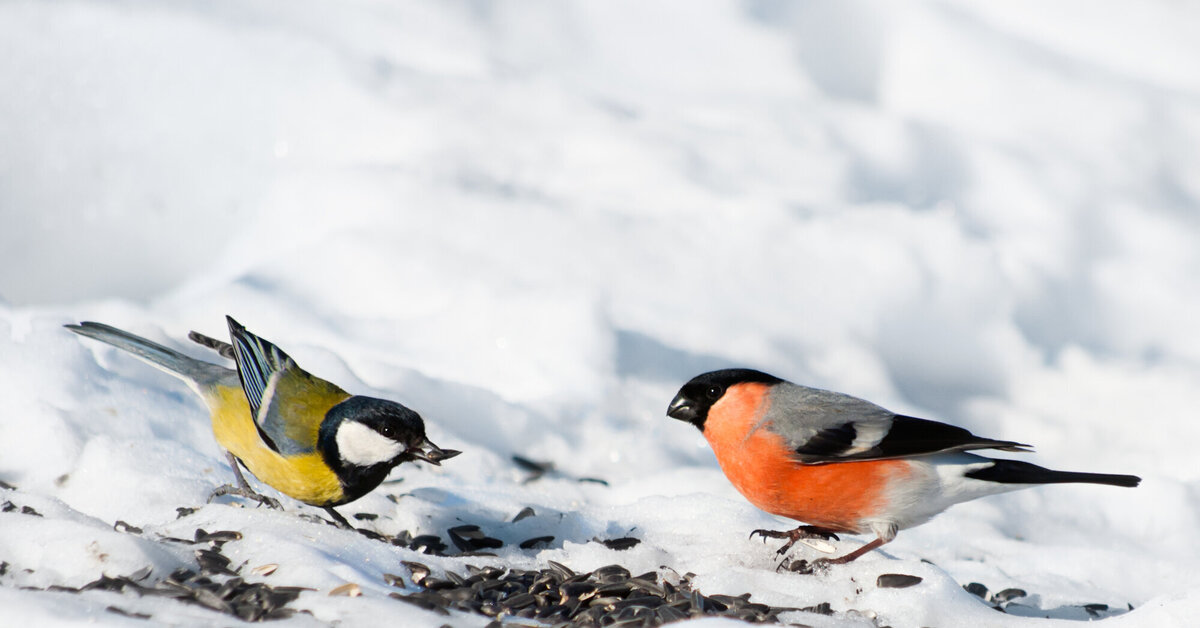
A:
323,507,354,530
226,452,253,492
750,525,841,556
207,452,282,509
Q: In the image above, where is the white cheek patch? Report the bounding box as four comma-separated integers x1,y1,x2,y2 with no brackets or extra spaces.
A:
336,422,404,467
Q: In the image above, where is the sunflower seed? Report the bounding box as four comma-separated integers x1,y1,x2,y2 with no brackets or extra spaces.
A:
992,588,1027,603
547,561,575,579
128,566,152,582
964,582,989,599
597,581,633,597
402,561,430,586
559,582,598,603
628,577,664,597
877,573,923,589
250,563,278,576
409,534,448,554
503,592,537,610
329,583,361,597
520,535,555,549
195,549,236,576
448,525,504,552
195,530,242,545
597,537,641,551
382,573,405,588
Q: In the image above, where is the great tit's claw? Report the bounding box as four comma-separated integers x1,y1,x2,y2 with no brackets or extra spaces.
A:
208,484,282,510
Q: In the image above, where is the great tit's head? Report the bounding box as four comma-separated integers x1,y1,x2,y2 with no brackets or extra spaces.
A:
326,396,461,470
666,368,783,431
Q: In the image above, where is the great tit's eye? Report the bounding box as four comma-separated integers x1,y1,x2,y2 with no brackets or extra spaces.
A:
379,425,395,439
705,385,723,400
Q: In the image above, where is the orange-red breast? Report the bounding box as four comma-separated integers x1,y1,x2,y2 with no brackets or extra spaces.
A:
667,369,1141,568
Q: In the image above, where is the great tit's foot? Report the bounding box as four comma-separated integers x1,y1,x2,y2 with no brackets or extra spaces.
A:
208,484,282,510
323,507,355,530
750,525,840,556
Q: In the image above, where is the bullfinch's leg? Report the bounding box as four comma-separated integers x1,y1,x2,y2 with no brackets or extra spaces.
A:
750,525,841,555
821,537,886,565
208,452,282,509
782,537,890,573
323,507,354,530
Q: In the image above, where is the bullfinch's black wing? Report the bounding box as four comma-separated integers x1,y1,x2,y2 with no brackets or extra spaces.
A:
226,317,350,457
763,384,1031,464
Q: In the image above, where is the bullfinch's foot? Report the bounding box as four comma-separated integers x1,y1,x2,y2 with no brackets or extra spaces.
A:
750,525,841,555
208,484,283,510
778,537,887,572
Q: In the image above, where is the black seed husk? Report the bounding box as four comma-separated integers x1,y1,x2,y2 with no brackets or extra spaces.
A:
991,587,1027,603
964,582,989,598
876,574,923,589
597,537,641,551
520,535,555,549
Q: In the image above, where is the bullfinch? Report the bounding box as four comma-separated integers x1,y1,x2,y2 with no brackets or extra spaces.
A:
667,368,1140,568
67,316,459,528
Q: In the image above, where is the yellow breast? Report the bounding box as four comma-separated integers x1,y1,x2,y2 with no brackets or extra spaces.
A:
205,384,345,506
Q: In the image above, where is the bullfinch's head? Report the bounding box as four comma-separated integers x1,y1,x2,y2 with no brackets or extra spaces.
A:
667,368,783,430
323,396,461,471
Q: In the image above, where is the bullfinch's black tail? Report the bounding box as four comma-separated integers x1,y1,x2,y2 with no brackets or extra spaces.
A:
966,459,1141,487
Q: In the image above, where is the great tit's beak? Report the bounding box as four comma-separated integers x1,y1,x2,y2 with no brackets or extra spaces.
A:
405,437,462,466
666,394,697,423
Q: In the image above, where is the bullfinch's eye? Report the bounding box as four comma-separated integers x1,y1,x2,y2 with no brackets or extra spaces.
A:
706,385,723,400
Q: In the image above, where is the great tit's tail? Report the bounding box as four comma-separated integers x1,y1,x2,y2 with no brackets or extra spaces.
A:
66,321,232,394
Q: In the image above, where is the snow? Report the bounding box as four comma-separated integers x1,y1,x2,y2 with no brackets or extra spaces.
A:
2,0,1199,626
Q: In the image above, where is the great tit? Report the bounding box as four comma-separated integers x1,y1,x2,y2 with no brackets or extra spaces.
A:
66,316,460,528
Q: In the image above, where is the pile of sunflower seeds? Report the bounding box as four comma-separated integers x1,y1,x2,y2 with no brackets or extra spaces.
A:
368,508,640,558
387,560,832,627
25,527,309,622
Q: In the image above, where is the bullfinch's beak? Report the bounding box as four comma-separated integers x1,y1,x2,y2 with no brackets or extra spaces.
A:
666,394,697,423
405,437,461,466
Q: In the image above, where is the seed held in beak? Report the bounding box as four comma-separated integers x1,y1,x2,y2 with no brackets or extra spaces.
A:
405,438,462,466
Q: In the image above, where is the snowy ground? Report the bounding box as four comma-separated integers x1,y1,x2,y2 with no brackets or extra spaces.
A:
3,1,1200,626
